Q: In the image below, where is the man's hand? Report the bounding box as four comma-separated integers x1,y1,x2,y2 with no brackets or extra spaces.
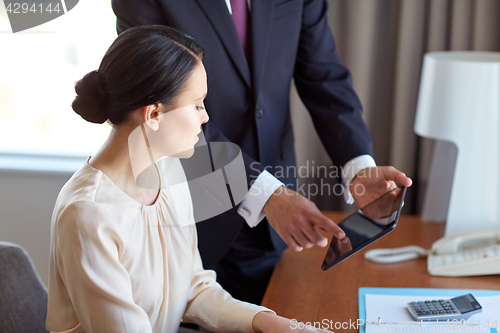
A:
263,187,345,252
349,166,412,210
252,312,331,333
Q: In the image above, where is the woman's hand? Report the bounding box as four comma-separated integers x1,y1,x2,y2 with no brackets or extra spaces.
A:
252,312,331,333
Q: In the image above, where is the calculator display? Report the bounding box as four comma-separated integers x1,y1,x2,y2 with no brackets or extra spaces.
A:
454,298,473,311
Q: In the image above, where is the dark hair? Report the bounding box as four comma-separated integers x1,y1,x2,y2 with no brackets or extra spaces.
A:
72,25,205,125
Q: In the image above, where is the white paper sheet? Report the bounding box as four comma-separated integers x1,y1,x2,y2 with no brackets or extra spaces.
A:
364,294,499,333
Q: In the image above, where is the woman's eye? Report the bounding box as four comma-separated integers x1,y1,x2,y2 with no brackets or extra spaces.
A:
196,105,205,112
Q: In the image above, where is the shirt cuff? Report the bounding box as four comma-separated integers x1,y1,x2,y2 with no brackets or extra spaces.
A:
341,155,377,205
237,170,284,228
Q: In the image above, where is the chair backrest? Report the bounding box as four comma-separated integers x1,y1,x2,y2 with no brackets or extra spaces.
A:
0,242,48,333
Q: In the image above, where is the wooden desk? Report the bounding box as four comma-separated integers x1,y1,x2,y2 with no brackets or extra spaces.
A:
261,212,499,331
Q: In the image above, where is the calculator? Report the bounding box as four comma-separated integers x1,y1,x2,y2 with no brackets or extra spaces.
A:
407,294,482,321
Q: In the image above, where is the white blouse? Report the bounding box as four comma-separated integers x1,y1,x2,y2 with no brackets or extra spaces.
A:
46,158,271,333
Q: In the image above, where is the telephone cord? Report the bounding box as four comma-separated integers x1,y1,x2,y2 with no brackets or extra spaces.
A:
364,246,430,264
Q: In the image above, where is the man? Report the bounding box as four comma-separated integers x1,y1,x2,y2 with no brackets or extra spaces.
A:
112,0,412,304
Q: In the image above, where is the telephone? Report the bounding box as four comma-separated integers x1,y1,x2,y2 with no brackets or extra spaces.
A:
364,229,500,277
427,229,500,276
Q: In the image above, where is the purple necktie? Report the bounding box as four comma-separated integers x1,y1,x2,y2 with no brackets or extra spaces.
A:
230,0,250,59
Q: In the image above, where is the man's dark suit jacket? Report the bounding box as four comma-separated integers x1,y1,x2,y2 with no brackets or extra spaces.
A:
112,0,374,267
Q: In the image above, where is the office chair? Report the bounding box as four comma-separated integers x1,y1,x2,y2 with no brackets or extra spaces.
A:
0,241,48,333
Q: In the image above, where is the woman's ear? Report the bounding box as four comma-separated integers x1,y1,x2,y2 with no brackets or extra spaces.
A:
142,103,161,131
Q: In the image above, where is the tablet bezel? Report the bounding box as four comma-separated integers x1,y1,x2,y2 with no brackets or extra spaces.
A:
321,186,407,271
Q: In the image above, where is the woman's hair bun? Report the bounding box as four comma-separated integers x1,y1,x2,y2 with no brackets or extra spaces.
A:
72,70,109,124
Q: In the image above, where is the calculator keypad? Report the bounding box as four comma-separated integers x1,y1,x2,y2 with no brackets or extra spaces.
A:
408,295,481,321
409,300,458,317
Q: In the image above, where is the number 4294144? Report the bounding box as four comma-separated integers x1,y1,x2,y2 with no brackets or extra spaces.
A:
6,2,62,14
442,319,498,329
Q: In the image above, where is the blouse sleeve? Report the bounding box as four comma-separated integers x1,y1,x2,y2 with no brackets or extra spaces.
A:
53,201,152,333
182,235,275,332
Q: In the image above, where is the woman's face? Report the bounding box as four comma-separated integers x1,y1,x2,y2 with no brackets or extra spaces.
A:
146,61,209,159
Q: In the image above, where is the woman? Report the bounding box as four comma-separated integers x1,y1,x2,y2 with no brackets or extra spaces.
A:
46,26,329,333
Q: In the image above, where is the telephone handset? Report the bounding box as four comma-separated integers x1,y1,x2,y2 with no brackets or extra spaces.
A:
427,229,500,276
364,229,500,277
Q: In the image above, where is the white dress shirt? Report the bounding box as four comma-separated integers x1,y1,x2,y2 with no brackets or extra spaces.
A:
237,156,376,227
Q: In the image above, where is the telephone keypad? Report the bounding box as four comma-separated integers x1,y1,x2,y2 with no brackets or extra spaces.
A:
430,244,500,268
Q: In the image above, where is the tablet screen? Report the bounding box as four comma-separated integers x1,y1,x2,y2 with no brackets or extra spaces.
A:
321,186,407,270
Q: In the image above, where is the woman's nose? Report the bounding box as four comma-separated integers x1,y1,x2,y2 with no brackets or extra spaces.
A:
200,109,209,124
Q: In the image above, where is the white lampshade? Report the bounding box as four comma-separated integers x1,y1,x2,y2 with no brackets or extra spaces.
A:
414,51,500,236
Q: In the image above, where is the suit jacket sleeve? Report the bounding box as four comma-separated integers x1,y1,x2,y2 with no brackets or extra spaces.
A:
293,0,374,169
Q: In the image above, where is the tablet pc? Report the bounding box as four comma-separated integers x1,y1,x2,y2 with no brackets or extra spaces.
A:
321,185,407,271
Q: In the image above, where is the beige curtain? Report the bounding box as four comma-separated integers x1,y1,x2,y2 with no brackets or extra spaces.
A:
291,0,500,213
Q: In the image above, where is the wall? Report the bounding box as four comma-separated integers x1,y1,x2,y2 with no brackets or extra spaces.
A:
0,169,73,287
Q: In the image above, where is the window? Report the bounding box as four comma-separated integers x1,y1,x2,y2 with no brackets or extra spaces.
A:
0,0,117,157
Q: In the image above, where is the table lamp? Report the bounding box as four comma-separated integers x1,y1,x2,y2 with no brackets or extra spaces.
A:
414,51,500,237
